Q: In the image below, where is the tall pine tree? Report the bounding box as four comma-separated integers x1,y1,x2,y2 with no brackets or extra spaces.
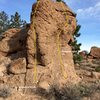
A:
0,11,27,34
0,11,9,33
9,12,26,28
70,25,82,63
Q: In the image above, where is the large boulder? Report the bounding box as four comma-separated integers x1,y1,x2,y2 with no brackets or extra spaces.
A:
27,0,76,66
90,46,100,59
26,0,80,89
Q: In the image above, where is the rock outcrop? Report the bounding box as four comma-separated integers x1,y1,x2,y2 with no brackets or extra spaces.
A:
89,46,100,59
0,28,28,54
0,0,80,99
26,0,80,87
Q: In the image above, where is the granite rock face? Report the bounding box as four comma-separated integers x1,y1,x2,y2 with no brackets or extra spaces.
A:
0,0,80,99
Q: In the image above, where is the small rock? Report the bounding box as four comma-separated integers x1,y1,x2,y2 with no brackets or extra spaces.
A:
39,81,50,92
75,63,80,67
27,64,34,69
9,58,26,74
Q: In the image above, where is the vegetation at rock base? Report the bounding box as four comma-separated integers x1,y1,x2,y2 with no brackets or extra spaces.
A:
0,11,26,34
73,54,83,63
0,88,11,98
95,66,100,72
40,82,100,100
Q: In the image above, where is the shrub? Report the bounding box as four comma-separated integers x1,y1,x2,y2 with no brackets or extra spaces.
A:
95,66,100,72
73,54,83,63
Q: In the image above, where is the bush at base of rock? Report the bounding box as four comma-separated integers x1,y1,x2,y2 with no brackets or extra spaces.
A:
73,54,83,63
95,66,100,72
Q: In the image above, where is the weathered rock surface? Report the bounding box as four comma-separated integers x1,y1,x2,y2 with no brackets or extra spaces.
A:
26,0,79,87
0,64,6,77
0,28,28,53
90,46,100,59
0,74,25,88
0,54,11,76
0,0,80,99
9,58,26,74
27,0,76,66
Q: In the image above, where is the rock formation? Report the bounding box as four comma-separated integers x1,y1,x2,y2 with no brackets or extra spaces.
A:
89,46,100,59
0,0,80,99
79,47,100,60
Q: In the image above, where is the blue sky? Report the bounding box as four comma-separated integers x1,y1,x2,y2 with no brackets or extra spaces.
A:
0,0,100,51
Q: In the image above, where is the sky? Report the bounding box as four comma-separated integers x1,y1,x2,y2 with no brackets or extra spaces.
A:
0,0,100,51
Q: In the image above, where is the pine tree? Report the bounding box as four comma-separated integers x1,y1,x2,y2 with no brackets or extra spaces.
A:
0,11,27,34
0,11,9,33
70,25,83,63
9,12,26,28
